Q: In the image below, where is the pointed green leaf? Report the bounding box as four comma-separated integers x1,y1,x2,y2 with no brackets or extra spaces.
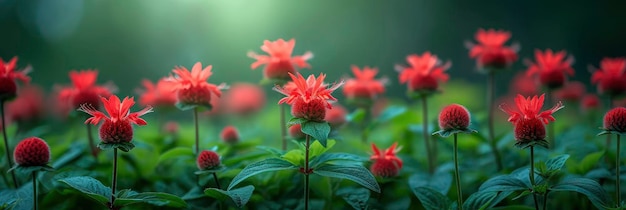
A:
550,177,611,209
409,171,452,195
309,139,335,160
346,108,366,124
545,154,570,172
9,165,54,175
310,153,367,168
479,175,529,192
374,106,407,123
194,165,226,175
411,187,451,210
227,158,297,190
157,147,194,164
336,187,370,210
98,142,135,152
463,191,512,210
59,176,111,206
288,118,308,126
204,185,255,208
579,151,604,173
114,192,187,208
282,150,305,166
313,164,380,193
301,121,331,147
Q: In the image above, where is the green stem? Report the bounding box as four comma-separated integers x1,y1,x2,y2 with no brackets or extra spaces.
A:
1,100,17,188
543,190,548,210
111,148,118,210
33,171,37,210
546,90,555,148
304,134,311,210
86,123,97,158
606,96,614,165
193,107,199,155
422,97,434,174
212,172,221,190
280,104,287,151
453,134,463,210
487,73,503,171
530,146,539,210
617,135,621,207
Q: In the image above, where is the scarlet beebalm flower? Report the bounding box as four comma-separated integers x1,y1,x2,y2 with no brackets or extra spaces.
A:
467,28,519,72
78,95,152,144
396,52,450,97
591,57,626,97
581,94,601,112
370,143,403,178
274,73,343,122
289,124,306,139
168,62,226,110
6,85,44,123
325,103,347,129
599,107,626,135
343,65,386,103
525,49,574,89
248,38,313,82
58,70,114,111
0,57,31,101
138,78,177,109
554,81,585,102
434,104,476,137
197,150,221,170
499,94,564,148
14,137,50,166
509,72,539,96
223,83,266,116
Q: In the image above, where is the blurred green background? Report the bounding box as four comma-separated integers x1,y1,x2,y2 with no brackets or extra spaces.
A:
0,0,625,99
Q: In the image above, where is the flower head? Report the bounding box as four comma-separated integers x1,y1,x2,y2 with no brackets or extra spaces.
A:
325,103,347,129
168,62,226,109
581,94,601,112
58,70,114,111
14,137,50,166
289,124,306,139
438,104,471,132
467,28,519,72
591,58,626,97
197,150,221,170
6,85,44,123
78,95,152,143
509,72,539,96
223,83,266,116
343,65,386,102
554,81,585,102
248,38,313,82
499,94,564,147
274,73,343,122
0,57,31,101
396,52,450,96
602,107,626,134
138,78,177,109
370,143,403,178
220,126,240,144
164,121,179,134
525,49,574,89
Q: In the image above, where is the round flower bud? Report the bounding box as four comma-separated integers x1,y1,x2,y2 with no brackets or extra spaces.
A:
291,98,326,122
0,77,17,101
14,137,50,166
197,150,220,170
177,86,212,107
514,118,546,143
438,104,471,131
99,120,133,143
325,104,347,129
408,75,438,92
220,126,240,144
603,107,626,133
370,159,400,178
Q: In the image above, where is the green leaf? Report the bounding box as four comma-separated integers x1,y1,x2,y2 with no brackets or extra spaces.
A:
281,150,305,166
157,147,194,164
8,165,54,175
373,106,406,123
52,143,85,169
310,153,367,168
545,154,570,173
432,128,478,138
227,158,297,190
463,191,512,210
579,151,604,173
346,108,366,124
336,187,370,210
205,185,255,208
98,142,135,152
411,187,451,210
58,176,111,206
301,121,331,147
114,192,187,208
478,175,529,192
490,205,536,210
256,146,284,157
550,177,611,209
194,165,226,175
408,171,452,195
288,118,308,126
313,164,380,193
309,139,336,160
175,101,212,111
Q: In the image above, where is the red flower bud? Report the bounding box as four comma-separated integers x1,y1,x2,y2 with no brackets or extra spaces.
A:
177,86,213,108
292,98,327,122
370,159,400,178
603,107,626,133
514,118,546,144
438,104,471,131
197,150,220,170
220,126,240,144
0,77,17,101
289,124,306,139
14,137,50,166
100,120,133,143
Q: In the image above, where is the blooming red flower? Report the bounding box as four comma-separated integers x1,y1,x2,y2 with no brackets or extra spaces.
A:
591,57,626,97
343,65,386,101
220,126,240,144
164,121,179,134
370,143,403,178
525,49,574,89
274,73,343,122
168,62,226,109
396,52,450,96
289,124,306,139
581,94,601,112
138,78,177,109
438,104,471,131
78,95,152,143
248,39,313,81
13,137,50,166
58,70,114,111
0,57,30,101
554,81,585,102
509,72,539,96
223,83,266,116
603,107,626,133
325,103,347,129
467,28,518,71
499,94,564,146
6,85,44,123
197,150,220,170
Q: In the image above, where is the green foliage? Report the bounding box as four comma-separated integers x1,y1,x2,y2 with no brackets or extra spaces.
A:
336,187,370,210
98,142,135,152
204,185,255,208
369,106,407,128
550,177,612,209
301,121,331,147
58,176,111,206
114,191,187,208
227,158,298,190
408,170,452,195
478,175,529,192
346,108,366,124
8,165,54,175
157,147,194,164
194,165,226,175
566,151,604,174
535,154,569,179
411,187,451,210
314,164,380,193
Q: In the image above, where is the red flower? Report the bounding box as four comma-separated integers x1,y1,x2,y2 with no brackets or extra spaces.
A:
58,70,114,111
554,81,585,102
248,39,313,81
591,57,626,97
581,94,601,112
396,52,450,95
6,85,44,123
603,107,626,133
223,83,266,116
274,73,343,122
168,62,226,109
164,121,179,134
325,103,347,129
220,126,240,144
499,94,564,145
467,29,518,71
78,95,152,143
343,65,386,101
197,150,220,170
13,137,50,166
525,49,574,89
138,78,177,108
438,104,471,131
509,72,539,96
289,124,306,139
0,57,30,101
370,143,403,178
